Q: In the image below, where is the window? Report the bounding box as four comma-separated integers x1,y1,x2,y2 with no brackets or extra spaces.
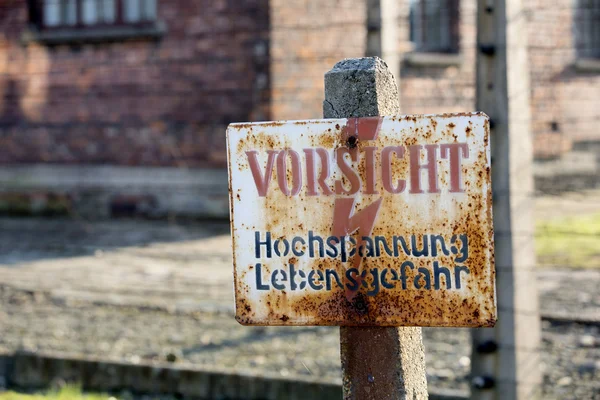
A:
33,0,157,29
575,0,600,59
25,0,163,44
409,0,460,53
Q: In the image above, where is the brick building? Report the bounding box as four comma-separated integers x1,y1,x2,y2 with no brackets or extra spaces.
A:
0,0,598,217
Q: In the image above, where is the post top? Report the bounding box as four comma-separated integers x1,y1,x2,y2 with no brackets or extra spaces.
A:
323,57,399,118
326,56,389,74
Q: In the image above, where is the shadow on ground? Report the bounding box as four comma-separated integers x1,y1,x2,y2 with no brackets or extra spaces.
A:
0,217,230,266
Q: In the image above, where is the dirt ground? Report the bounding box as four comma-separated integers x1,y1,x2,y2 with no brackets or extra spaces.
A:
0,191,599,399
534,189,600,220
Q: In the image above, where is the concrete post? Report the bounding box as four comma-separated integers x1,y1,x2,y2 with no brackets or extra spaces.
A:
323,57,428,400
366,0,400,104
472,1,542,399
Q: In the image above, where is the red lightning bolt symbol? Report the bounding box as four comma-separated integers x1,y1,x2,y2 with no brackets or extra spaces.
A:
332,117,383,301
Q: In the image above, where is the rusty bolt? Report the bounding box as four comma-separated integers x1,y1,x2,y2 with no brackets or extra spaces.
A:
346,135,358,148
351,293,368,315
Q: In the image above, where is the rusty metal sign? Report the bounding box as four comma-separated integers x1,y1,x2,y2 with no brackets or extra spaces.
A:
227,113,496,327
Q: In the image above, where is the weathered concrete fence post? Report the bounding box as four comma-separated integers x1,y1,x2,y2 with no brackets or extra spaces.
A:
472,0,541,398
323,57,429,400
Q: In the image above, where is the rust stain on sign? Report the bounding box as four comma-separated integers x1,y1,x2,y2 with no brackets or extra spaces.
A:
226,112,496,327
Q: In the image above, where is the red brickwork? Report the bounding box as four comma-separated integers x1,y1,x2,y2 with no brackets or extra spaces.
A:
527,0,600,158
396,0,599,159
397,0,477,115
269,0,367,120
0,0,270,167
0,0,598,166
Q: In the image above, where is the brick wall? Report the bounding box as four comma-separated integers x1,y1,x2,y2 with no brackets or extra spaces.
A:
397,0,477,115
527,0,600,158
1,0,598,168
395,0,600,159
269,0,367,120
0,0,270,167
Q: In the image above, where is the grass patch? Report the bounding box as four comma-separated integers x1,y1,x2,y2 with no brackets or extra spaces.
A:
536,212,600,268
0,386,179,400
0,386,111,400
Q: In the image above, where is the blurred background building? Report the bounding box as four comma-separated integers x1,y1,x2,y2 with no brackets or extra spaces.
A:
0,2,598,399
0,0,598,218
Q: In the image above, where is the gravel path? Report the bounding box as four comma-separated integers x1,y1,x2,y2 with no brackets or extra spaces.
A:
0,217,598,399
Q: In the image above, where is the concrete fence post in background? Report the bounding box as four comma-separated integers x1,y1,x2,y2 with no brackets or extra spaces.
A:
323,57,429,400
366,0,400,103
472,0,541,399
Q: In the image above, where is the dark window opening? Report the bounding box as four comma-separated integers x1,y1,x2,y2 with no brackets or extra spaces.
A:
575,0,600,59
409,0,460,53
30,0,157,30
